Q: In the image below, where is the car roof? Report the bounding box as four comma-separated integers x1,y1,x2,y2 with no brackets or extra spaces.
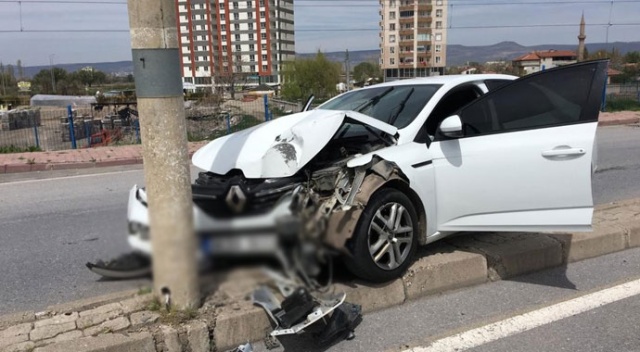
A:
369,74,518,89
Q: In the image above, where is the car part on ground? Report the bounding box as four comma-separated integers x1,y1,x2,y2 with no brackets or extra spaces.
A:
85,252,151,279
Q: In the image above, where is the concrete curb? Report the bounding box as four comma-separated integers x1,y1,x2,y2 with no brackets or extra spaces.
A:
1,200,639,352
598,116,640,126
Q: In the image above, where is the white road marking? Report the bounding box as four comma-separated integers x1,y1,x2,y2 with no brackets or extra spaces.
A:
405,278,640,352
0,169,141,186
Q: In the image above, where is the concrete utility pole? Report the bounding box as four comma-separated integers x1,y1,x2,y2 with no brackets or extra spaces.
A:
49,55,56,94
126,0,199,309
345,49,350,92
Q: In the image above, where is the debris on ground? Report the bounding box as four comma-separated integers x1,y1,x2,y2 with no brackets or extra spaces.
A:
85,252,151,279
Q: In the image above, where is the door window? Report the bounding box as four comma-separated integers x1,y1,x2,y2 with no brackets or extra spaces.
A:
460,62,606,137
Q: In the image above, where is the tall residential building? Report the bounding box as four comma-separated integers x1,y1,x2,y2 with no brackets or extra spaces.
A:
379,0,448,81
175,0,295,90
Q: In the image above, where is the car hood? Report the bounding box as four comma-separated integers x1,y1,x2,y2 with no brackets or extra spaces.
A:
192,109,398,178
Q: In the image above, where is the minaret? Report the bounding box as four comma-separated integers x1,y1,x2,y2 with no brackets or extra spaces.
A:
578,13,587,61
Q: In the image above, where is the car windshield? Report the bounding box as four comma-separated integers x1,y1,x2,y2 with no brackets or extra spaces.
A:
318,84,442,129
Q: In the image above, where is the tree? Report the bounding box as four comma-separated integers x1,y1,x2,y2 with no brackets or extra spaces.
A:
281,51,341,101
70,67,107,88
16,60,24,80
32,68,68,94
353,62,381,85
624,51,640,64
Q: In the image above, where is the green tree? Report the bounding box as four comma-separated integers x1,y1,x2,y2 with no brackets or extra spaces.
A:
281,51,341,101
353,62,381,84
31,67,68,94
624,51,640,64
70,67,107,88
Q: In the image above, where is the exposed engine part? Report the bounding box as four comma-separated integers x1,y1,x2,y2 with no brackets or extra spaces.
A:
85,252,151,279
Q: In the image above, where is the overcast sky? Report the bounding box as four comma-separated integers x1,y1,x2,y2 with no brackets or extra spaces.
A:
0,0,638,66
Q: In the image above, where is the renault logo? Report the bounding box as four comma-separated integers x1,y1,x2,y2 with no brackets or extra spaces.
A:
225,185,247,213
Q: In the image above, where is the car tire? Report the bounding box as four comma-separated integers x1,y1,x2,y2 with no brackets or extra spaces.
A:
344,188,419,283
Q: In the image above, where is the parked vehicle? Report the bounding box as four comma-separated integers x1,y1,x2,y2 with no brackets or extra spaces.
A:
103,60,607,283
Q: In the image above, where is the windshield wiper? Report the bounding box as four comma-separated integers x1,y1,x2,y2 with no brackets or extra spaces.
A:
354,87,395,113
387,88,415,126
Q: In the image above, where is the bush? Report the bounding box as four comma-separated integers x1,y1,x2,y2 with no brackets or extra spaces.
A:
0,145,42,154
605,96,640,112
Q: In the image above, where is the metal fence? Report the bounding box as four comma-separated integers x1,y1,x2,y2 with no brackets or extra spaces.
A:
607,83,640,100
0,95,295,153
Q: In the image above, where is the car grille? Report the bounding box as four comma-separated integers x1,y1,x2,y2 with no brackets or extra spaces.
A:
192,172,301,219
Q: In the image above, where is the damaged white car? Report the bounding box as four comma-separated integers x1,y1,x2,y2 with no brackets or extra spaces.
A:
91,60,607,283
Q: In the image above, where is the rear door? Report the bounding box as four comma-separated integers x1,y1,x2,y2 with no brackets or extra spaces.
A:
429,60,608,233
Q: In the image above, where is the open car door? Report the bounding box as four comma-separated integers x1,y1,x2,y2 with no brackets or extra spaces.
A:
430,60,608,233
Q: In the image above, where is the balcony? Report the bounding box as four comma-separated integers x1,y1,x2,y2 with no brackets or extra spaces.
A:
417,16,432,24
399,3,414,11
399,51,414,58
417,4,432,11
399,28,414,36
399,37,414,44
399,17,415,24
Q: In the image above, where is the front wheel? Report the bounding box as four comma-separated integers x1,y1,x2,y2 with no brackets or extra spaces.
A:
344,188,419,283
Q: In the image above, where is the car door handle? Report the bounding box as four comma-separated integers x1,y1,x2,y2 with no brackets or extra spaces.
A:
541,147,586,157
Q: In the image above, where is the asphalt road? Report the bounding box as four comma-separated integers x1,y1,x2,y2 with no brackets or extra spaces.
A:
0,124,639,317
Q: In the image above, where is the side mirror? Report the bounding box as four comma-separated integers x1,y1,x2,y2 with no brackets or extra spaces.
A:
438,115,463,138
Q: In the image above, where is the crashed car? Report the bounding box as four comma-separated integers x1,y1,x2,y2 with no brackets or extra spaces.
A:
120,60,607,283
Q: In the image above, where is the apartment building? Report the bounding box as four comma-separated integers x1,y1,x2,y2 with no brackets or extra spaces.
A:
176,0,295,90
380,0,448,81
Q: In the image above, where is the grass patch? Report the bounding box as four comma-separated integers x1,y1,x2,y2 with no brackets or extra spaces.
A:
146,297,199,325
605,97,640,112
137,286,152,295
0,145,42,154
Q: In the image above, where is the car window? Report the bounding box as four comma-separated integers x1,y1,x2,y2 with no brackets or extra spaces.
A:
484,79,512,91
460,63,602,137
319,85,441,129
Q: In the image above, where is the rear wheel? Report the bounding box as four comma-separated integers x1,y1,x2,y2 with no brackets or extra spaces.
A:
344,188,418,283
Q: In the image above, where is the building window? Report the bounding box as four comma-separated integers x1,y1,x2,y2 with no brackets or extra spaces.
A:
436,21,442,29
249,44,255,50
261,44,267,50
235,34,240,41
262,65,268,71
249,23,254,30
221,24,226,31
435,44,442,53
436,0,443,5
259,0,265,6
248,12,253,19
250,54,256,61
261,33,267,39
219,3,224,9
389,23,396,31
235,44,241,51
235,23,240,30
435,33,442,41
436,9,443,17
249,33,254,40
204,66,209,71
221,35,227,41
233,2,238,9
260,11,266,18
262,54,267,60
251,65,256,72
389,35,396,43
435,56,441,64
247,1,252,8
233,13,240,20
390,58,395,65
389,12,396,20
390,47,395,54
222,45,227,51
220,14,225,21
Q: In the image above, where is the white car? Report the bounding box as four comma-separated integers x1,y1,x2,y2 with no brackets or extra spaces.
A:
124,60,607,283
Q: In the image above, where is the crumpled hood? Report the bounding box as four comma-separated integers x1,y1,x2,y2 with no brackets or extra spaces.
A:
192,109,398,178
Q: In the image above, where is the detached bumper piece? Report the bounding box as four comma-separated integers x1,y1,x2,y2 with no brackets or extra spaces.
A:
86,252,151,279
252,285,362,347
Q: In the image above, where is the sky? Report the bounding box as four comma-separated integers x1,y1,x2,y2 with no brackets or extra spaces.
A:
0,0,638,67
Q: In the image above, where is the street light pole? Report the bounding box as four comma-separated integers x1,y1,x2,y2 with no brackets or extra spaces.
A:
49,54,56,94
126,0,199,309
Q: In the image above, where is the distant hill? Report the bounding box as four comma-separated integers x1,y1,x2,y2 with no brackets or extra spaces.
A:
446,41,640,66
21,41,640,77
23,61,133,78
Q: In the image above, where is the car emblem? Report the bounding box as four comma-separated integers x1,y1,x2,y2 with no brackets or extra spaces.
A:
225,185,247,213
